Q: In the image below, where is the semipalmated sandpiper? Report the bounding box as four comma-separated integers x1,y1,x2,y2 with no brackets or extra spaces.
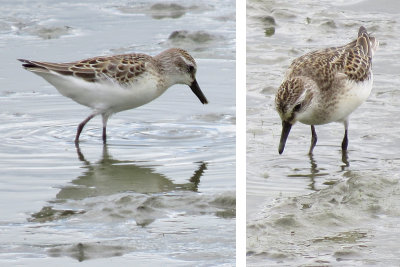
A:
19,48,208,143
275,26,378,154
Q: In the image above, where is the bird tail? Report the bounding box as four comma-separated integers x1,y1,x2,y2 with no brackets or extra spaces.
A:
357,26,379,58
18,59,50,73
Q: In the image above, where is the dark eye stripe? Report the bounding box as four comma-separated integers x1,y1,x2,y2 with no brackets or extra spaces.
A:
293,103,302,112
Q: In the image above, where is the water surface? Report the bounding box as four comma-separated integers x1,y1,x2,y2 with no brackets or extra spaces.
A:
0,0,235,265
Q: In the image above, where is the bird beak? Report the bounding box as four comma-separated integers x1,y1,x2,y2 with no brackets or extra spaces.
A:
190,79,208,104
279,121,292,154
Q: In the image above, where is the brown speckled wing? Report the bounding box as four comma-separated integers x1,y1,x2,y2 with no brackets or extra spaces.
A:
20,54,153,84
287,27,373,91
73,54,151,84
343,28,372,82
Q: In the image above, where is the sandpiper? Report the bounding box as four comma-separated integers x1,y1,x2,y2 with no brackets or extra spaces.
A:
19,48,208,143
275,26,378,154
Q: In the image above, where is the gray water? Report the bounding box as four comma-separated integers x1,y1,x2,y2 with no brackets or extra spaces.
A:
0,0,235,266
247,0,400,266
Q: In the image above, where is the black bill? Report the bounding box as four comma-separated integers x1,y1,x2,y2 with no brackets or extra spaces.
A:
190,79,208,104
278,120,292,154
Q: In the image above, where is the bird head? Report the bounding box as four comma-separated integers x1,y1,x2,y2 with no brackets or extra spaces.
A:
275,77,313,154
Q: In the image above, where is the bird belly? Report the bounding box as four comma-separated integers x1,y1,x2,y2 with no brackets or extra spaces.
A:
330,77,373,123
36,71,166,114
298,77,373,125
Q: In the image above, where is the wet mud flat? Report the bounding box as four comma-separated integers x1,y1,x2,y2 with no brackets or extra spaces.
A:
247,0,400,265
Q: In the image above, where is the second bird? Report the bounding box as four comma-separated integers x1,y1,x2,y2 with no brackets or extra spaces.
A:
275,26,378,155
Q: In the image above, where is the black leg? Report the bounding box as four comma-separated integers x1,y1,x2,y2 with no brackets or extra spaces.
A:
309,125,317,154
101,114,109,144
102,127,107,144
75,114,96,143
342,129,348,151
341,120,349,151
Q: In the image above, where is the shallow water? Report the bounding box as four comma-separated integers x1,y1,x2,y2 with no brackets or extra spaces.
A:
0,0,235,266
247,0,400,265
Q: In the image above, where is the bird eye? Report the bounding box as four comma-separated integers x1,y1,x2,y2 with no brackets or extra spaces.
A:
293,103,302,112
188,65,195,73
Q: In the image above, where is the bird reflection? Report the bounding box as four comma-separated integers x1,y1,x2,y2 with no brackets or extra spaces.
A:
307,153,318,191
30,144,207,222
56,144,207,200
341,149,350,169
306,149,350,190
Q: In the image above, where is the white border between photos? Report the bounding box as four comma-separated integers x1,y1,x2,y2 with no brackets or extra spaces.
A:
236,0,246,265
